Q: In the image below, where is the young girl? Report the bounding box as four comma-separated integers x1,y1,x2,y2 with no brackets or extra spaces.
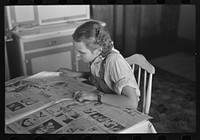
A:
58,21,140,109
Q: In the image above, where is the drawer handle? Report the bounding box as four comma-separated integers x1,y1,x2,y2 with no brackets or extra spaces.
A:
48,41,57,46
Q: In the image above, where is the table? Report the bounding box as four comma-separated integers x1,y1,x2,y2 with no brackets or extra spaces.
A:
5,120,156,134
5,72,156,134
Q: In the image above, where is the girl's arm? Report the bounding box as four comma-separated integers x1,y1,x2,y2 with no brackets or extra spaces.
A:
100,85,138,109
76,85,138,109
57,67,90,79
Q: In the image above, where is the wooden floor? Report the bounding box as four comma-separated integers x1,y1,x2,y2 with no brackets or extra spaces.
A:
149,52,195,82
136,36,196,82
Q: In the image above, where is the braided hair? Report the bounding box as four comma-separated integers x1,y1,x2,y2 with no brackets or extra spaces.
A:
72,21,114,57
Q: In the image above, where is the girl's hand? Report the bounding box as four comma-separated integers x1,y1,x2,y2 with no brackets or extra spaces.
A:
75,91,98,102
57,68,80,77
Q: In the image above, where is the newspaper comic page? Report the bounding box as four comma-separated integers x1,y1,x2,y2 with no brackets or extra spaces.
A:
7,100,152,134
5,71,96,125
6,71,152,134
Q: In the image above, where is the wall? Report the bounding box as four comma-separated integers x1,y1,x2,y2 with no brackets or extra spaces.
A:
140,5,162,38
91,5,114,39
178,5,195,41
91,5,181,57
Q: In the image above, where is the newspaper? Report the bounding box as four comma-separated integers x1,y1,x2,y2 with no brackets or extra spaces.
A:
5,71,96,125
7,100,152,134
5,71,152,134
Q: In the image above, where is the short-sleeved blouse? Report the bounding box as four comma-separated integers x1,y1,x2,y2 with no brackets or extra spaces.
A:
89,48,140,100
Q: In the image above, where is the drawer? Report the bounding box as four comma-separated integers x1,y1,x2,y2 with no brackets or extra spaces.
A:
24,35,73,51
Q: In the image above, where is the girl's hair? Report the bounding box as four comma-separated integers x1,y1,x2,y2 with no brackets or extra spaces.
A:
72,21,113,57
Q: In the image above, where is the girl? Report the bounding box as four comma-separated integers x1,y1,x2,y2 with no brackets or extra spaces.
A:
58,21,140,109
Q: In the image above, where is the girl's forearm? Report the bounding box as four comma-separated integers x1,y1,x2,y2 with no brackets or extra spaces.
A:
101,93,138,109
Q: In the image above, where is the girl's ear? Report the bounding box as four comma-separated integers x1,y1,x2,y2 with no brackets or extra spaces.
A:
98,47,103,54
96,47,102,56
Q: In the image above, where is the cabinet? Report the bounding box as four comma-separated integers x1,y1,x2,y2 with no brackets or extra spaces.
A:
6,6,90,30
21,36,76,75
10,20,105,77
6,6,106,77
10,21,84,76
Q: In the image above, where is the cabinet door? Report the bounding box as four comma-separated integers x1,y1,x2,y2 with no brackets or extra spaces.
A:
7,6,38,29
25,45,75,75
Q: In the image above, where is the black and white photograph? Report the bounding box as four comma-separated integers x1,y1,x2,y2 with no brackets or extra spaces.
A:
5,4,196,134
89,112,110,123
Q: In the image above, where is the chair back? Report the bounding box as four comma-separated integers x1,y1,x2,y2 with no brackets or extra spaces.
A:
125,54,155,114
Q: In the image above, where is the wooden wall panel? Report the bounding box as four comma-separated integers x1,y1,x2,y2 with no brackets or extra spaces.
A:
113,5,124,52
140,5,162,38
123,5,141,57
91,5,180,57
160,5,180,41
91,5,141,56
91,5,114,39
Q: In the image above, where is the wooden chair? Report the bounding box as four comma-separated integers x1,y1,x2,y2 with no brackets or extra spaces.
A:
125,54,155,114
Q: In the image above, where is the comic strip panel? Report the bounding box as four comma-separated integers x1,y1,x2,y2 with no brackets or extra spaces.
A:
29,119,63,134
88,101,115,112
89,112,110,123
54,118,94,134
56,114,74,125
5,80,31,93
73,103,98,115
16,110,51,129
82,107,98,115
124,108,143,117
102,119,126,132
45,104,63,117
20,97,39,106
6,102,25,112
63,109,82,119
7,110,52,133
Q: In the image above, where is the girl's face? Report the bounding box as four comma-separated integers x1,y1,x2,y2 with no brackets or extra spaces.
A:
73,41,101,63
